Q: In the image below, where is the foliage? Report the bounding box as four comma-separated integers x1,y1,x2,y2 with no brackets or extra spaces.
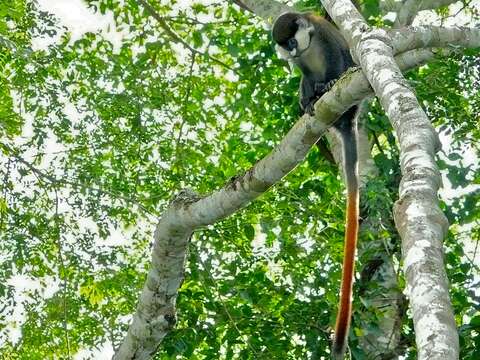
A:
0,0,479,359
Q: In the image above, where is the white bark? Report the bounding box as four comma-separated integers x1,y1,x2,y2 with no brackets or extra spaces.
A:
231,0,292,22
391,26,480,54
113,195,194,360
396,47,452,69
394,0,461,27
320,0,462,358
382,0,459,13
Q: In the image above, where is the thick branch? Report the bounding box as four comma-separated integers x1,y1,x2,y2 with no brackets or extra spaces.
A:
391,25,480,54
320,1,463,358
394,0,461,27
230,0,293,23
382,0,460,13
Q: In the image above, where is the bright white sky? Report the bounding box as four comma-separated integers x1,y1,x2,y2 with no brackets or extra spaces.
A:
8,1,480,358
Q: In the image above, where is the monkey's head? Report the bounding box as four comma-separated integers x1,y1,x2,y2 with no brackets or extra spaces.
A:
272,12,314,61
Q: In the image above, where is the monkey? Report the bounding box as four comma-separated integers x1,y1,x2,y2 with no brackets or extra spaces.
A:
272,12,359,360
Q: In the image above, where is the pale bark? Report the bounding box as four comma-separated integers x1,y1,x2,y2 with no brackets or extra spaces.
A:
391,26,480,54
356,125,377,185
394,0,461,27
396,47,453,68
320,0,461,358
113,193,194,360
231,0,292,22
382,0,459,13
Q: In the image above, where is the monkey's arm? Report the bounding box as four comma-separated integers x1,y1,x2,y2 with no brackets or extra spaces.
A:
300,77,328,115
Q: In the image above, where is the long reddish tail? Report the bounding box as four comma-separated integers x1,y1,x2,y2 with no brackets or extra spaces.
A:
331,108,359,359
332,189,359,359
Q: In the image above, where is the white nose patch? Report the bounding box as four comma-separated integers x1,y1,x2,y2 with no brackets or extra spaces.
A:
275,44,292,61
294,26,312,52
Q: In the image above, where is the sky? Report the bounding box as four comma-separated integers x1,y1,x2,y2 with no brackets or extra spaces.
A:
8,0,480,358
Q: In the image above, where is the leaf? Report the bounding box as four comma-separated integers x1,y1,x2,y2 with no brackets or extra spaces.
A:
243,224,255,240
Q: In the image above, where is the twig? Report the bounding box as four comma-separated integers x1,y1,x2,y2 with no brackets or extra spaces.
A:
372,132,385,155
174,53,197,168
136,0,233,70
1,143,153,214
230,0,253,13
54,190,71,359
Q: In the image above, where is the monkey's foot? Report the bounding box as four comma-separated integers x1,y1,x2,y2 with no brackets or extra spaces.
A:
313,81,326,95
323,79,338,92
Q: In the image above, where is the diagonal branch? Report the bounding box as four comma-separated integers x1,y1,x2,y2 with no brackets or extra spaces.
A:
229,0,293,22
230,0,253,12
136,0,233,70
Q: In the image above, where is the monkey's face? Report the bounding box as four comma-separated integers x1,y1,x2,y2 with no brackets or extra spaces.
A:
272,13,313,61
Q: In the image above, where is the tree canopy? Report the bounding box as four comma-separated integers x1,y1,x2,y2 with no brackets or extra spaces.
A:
1,0,479,359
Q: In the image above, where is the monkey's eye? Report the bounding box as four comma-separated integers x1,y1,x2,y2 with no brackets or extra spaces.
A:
286,38,298,51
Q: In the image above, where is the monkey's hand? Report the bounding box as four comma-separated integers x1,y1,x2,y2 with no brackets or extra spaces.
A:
305,101,317,116
314,79,338,96
301,93,321,116
304,81,334,115
313,81,326,96
344,66,360,76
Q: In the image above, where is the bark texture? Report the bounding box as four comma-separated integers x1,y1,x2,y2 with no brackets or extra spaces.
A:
394,0,460,27
391,26,480,54
320,0,461,358
231,0,292,22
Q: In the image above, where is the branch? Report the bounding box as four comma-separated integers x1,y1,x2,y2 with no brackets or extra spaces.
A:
390,25,480,54
320,0,466,358
394,0,461,27
1,143,152,214
230,0,253,12
229,0,293,23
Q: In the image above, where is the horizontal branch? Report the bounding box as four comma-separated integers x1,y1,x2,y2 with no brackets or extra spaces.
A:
391,25,480,54
232,0,293,23
394,0,460,27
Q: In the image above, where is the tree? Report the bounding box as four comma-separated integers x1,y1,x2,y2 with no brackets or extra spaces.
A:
0,0,479,359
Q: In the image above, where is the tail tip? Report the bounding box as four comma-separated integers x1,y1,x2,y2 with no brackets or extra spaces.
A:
331,341,346,360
